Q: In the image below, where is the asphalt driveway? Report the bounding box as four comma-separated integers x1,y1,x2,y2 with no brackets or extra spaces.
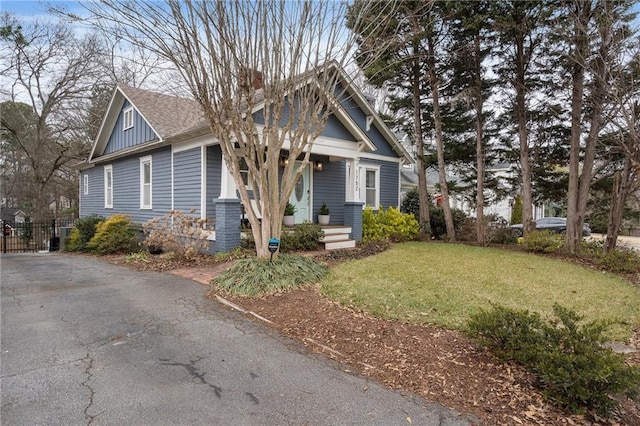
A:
1,253,471,425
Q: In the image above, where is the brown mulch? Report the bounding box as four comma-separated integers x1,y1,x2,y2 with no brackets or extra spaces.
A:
104,246,640,426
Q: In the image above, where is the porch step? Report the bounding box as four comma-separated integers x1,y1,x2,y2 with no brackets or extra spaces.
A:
323,239,356,250
320,226,355,251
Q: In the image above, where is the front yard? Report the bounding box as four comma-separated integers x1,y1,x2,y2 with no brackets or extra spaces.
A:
322,242,640,340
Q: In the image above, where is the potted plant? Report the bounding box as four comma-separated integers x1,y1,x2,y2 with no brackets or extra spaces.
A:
283,202,296,227
318,201,330,226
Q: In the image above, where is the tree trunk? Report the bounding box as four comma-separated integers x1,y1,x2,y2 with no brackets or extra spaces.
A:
474,34,486,245
604,158,631,254
514,33,534,235
412,43,431,237
566,2,591,253
427,33,455,241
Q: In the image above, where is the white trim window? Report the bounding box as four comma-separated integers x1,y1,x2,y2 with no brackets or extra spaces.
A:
140,156,152,209
123,107,134,130
239,157,250,188
83,174,89,195
104,165,113,208
360,165,380,209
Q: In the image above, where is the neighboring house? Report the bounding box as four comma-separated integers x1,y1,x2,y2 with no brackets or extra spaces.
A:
0,207,27,225
78,64,413,253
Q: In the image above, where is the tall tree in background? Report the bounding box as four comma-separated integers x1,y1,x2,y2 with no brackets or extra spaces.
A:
494,1,550,237
347,0,434,237
424,3,456,240
84,0,394,258
561,0,636,253
0,14,104,217
445,0,495,244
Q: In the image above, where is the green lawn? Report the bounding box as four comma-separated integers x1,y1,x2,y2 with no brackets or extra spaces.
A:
321,242,640,340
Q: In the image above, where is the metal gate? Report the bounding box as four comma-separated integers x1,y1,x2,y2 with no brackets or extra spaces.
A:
1,219,75,254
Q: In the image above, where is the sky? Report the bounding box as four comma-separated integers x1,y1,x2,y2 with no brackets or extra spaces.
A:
2,0,85,18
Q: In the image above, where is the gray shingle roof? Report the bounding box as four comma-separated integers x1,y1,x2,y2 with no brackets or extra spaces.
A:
118,84,208,139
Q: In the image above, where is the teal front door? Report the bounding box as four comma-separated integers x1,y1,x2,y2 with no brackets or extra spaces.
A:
290,162,311,223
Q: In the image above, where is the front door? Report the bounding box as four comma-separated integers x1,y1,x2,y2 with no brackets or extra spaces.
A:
290,162,311,223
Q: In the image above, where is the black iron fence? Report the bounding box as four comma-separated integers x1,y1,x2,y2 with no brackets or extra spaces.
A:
1,218,77,254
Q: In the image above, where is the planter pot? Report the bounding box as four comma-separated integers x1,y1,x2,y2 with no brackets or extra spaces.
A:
283,215,295,227
318,214,330,226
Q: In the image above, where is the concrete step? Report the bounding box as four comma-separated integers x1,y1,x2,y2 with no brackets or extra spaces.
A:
321,226,352,236
323,239,356,250
320,233,351,242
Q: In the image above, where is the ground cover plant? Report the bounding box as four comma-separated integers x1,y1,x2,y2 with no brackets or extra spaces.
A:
322,242,640,340
211,254,328,296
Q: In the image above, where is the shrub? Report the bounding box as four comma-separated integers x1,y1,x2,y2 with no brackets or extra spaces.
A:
488,227,517,245
143,210,211,260
65,215,104,252
429,206,469,240
211,254,328,296
87,214,138,254
281,222,323,252
522,230,564,253
467,304,640,416
400,187,421,218
362,206,419,243
64,227,82,252
596,248,640,274
511,194,523,225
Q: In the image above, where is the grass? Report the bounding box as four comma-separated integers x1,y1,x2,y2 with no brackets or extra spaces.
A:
321,242,640,340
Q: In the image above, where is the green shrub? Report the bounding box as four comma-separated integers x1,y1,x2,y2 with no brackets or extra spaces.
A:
596,248,640,274
66,215,104,252
429,206,469,240
64,227,82,252
87,214,138,254
142,210,211,259
362,206,419,243
467,304,640,416
211,254,328,296
400,187,422,218
489,227,517,245
511,194,523,225
242,222,323,252
522,230,564,253
280,222,323,252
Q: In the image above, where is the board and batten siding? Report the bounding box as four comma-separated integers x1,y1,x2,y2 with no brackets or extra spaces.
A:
173,147,202,215
312,157,346,224
79,147,171,223
104,100,158,155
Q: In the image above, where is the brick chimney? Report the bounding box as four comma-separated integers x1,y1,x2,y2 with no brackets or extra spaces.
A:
239,69,263,89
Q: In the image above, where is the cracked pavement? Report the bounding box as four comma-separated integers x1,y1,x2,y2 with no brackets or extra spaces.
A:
1,253,471,425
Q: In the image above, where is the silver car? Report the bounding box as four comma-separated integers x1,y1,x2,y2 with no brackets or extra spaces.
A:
510,217,591,237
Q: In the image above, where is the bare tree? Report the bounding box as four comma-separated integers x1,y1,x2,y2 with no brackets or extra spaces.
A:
0,13,105,217
84,0,393,258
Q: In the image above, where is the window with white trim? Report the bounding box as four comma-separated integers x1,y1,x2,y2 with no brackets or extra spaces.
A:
359,165,380,209
140,156,152,209
83,174,89,195
104,165,113,208
123,107,134,130
239,157,250,188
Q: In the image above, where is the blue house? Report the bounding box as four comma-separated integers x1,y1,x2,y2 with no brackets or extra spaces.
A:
78,66,412,253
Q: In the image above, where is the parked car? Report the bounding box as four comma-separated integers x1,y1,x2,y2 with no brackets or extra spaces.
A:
510,217,591,237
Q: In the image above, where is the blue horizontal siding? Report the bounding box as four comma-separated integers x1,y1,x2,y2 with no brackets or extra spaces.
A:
79,147,172,223
312,157,345,224
360,158,400,209
173,147,201,215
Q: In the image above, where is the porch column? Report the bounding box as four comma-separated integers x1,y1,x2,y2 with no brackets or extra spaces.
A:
345,158,364,241
215,155,241,253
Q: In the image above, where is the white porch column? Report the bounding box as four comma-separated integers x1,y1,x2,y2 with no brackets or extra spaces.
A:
219,156,238,199
346,158,360,202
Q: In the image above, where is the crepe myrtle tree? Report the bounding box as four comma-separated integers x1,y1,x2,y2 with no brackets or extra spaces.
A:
83,0,395,258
